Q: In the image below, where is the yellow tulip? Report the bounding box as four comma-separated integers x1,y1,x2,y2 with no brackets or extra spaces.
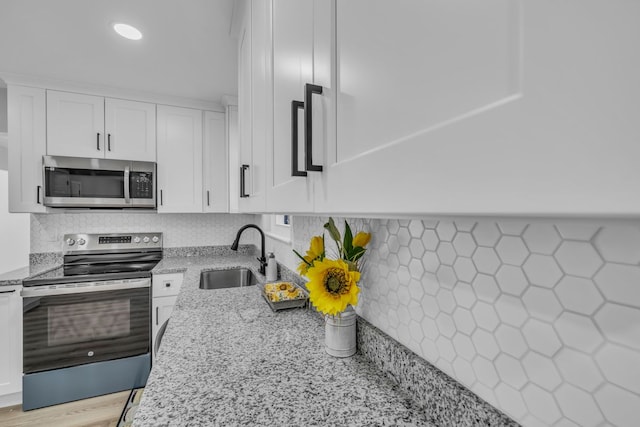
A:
353,231,371,248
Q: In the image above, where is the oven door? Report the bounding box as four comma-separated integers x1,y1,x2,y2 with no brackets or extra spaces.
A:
22,278,150,374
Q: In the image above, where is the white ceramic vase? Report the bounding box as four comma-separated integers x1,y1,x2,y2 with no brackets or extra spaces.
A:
324,305,356,357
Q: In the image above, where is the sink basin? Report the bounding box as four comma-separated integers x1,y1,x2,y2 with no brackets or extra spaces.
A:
199,268,258,290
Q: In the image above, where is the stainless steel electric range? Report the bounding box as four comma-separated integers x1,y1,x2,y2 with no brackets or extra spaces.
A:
21,232,163,410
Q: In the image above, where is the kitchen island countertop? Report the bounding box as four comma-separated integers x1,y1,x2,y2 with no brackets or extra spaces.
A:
135,254,433,426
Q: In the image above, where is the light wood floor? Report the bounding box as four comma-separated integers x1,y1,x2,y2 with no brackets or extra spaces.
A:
0,390,130,427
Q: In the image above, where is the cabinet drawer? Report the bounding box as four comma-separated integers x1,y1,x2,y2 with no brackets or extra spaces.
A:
152,273,184,297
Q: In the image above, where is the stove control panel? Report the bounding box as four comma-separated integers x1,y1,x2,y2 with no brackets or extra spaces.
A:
63,233,163,253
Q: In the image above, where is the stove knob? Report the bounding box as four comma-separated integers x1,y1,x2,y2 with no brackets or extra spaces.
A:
143,236,150,243
66,238,75,246
134,237,141,243
152,236,159,243
77,238,86,245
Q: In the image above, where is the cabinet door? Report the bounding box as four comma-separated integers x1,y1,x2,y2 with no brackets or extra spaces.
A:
203,111,229,212
156,105,203,213
46,91,104,158
0,287,22,397
104,98,156,162
267,0,315,212
151,295,177,359
318,0,640,216
7,85,47,213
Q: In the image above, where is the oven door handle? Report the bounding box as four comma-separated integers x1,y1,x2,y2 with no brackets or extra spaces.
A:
21,278,150,297
124,165,131,204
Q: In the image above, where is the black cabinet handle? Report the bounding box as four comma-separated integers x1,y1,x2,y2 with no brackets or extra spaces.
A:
291,100,307,177
156,307,159,325
304,83,323,172
160,190,163,206
36,185,42,204
240,165,250,198
96,133,101,151
207,190,211,206
0,289,16,294
107,134,111,151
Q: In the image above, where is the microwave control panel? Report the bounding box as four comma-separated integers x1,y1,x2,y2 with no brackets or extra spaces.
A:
130,172,154,199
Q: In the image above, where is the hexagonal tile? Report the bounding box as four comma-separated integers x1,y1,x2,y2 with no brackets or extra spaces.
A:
453,308,476,335
398,246,412,267
408,259,425,280
522,384,562,425
522,319,562,357
594,225,640,264
498,221,528,236
453,232,476,257
555,241,603,278
437,242,457,266
555,223,600,241
472,247,501,275
495,354,527,389
387,219,400,235
555,312,604,353
388,253,400,271
594,263,640,307
422,251,440,274
422,272,439,296
408,299,424,322
409,238,425,259
420,316,440,340
522,224,562,254
454,220,476,232
496,236,529,266
472,329,500,360
595,384,640,427
452,357,477,386
436,312,456,338
421,229,439,251
495,294,528,327
471,301,500,331
397,304,411,325
522,286,562,322
495,383,528,420
555,276,603,314
522,351,561,391
436,265,456,290
472,222,501,247
495,324,528,358
452,282,476,309
596,343,640,394
409,319,424,342
388,235,400,254
397,227,411,247
554,348,604,392
453,257,477,283
523,254,563,288
435,335,456,361
452,333,476,361
408,220,424,239
436,221,456,242
420,337,439,361
408,277,424,301
473,274,500,302
595,303,640,350
496,265,530,296
554,384,604,427
421,294,440,319
472,356,499,387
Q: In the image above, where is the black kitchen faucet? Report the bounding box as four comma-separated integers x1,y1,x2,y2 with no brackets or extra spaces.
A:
230,224,267,275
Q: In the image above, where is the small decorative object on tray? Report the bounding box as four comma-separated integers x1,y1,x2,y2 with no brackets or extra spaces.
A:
261,281,308,311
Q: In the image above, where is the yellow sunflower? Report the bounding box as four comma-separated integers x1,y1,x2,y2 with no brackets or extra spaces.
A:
296,235,325,276
305,258,360,316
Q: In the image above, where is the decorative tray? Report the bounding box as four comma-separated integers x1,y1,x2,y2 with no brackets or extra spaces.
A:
261,281,308,311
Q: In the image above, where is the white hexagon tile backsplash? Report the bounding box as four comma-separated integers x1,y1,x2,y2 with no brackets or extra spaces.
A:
292,216,640,427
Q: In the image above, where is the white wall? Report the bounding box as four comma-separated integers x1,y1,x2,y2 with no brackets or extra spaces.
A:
0,170,29,272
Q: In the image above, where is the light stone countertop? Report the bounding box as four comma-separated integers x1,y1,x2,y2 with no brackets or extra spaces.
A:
0,263,60,287
134,254,433,426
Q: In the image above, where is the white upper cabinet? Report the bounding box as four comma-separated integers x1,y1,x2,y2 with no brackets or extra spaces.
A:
315,0,640,216
203,111,229,212
156,105,203,213
104,98,156,162
47,90,156,162
7,85,47,213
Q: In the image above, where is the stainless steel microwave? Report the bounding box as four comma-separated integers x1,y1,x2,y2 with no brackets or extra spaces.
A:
43,155,156,209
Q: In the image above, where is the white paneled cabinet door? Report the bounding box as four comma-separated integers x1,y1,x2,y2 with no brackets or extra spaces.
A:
0,287,22,398
156,105,203,213
7,85,47,213
267,0,315,212
203,111,228,212
104,98,156,162
317,0,640,216
46,90,104,158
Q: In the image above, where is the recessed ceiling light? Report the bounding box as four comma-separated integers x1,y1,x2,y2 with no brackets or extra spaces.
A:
113,23,143,41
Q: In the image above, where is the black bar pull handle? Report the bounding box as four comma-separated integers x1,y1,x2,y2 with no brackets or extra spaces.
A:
160,190,163,206
96,132,101,151
304,83,323,172
240,164,250,198
36,185,42,204
0,289,16,294
207,190,211,206
107,134,112,151
291,100,307,177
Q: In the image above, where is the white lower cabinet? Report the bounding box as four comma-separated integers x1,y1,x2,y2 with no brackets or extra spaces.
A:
0,286,22,406
151,273,183,360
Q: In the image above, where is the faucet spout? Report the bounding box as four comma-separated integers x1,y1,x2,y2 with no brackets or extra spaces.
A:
230,224,267,275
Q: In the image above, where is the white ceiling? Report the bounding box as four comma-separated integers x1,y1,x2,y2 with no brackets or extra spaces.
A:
0,0,238,104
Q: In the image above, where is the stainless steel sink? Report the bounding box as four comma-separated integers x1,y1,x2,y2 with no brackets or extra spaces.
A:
199,268,258,290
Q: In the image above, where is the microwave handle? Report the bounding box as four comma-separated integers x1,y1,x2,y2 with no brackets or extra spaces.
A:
124,166,130,203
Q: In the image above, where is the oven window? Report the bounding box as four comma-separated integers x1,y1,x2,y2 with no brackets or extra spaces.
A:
44,167,125,198
48,299,131,346
23,287,150,374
